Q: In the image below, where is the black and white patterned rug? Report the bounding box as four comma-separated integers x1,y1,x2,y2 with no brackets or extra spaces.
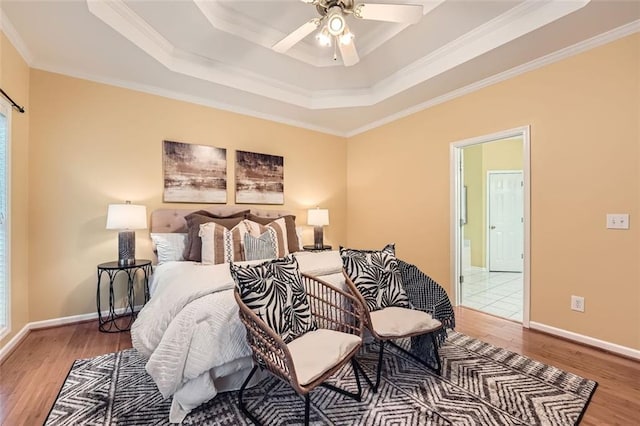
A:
45,331,597,425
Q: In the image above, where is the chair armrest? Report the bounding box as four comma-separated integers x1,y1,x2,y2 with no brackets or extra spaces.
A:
234,290,296,385
301,273,364,337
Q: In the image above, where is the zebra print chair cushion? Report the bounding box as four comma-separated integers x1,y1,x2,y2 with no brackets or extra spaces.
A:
230,255,317,344
340,244,410,312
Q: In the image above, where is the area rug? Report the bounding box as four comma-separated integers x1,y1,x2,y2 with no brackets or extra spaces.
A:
45,331,597,425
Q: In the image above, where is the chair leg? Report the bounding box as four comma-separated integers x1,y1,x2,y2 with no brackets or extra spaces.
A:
353,357,375,390
351,358,363,401
304,394,310,426
238,365,261,425
388,333,442,375
320,358,363,402
374,340,385,393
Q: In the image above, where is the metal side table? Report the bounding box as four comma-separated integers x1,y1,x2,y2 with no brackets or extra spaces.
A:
96,259,152,332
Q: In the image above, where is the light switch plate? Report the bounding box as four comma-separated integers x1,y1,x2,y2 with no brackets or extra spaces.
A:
606,214,629,229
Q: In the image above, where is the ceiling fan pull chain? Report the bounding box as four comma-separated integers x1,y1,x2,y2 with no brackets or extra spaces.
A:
333,37,338,61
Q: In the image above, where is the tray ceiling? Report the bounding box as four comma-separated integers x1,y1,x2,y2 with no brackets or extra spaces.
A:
1,0,639,135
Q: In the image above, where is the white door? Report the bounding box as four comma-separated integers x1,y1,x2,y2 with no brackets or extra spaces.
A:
488,171,523,272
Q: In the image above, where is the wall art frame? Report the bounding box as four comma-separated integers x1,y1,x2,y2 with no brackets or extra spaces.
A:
163,140,227,203
235,150,284,205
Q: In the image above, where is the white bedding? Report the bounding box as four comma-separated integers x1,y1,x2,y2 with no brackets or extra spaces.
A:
131,250,344,423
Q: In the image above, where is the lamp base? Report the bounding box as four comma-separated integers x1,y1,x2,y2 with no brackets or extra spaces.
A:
118,230,136,266
313,226,324,250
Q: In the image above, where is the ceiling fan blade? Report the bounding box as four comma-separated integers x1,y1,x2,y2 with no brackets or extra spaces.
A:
353,3,423,24
273,19,320,53
339,40,360,67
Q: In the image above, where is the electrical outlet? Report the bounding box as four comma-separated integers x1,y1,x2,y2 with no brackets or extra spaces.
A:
607,214,629,229
571,295,585,312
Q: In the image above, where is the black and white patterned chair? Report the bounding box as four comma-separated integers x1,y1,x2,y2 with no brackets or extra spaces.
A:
341,245,443,392
231,256,366,425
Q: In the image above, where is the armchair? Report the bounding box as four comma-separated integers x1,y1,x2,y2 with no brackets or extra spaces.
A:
233,257,366,426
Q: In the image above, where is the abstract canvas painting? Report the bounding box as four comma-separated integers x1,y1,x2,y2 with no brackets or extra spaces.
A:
235,150,284,204
163,140,227,203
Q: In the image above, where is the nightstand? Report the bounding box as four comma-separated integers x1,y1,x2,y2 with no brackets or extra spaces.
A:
96,259,152,333
303,245,332,252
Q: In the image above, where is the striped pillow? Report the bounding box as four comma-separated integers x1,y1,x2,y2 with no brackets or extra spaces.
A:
244,218,289,257
244,232,277,261
199,221,251,264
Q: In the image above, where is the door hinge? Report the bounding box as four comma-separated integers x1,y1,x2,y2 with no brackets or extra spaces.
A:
460,275,464,284
521,181,524,187
521,253,524,259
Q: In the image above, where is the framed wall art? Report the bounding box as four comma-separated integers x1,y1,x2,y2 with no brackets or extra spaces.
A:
235,150,284,205
163,140,227,203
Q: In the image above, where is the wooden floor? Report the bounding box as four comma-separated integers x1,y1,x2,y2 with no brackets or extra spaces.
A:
1,307,639,425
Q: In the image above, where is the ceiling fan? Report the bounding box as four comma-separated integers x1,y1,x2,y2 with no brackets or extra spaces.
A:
273,0,423,66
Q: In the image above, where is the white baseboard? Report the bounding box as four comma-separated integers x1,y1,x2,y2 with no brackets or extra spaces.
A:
529,321,640,360
0,304,144,364
0,325,30,364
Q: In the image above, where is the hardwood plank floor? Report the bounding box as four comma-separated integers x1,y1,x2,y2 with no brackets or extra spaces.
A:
1,308,638,425
0,319,132,425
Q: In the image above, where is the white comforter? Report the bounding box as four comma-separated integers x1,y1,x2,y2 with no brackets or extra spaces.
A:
131,251,344,423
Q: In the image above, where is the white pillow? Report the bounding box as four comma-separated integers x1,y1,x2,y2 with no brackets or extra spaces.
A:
150,233,187,264
295,226,304,251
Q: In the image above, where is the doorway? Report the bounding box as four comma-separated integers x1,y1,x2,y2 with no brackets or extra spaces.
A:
450,127,530,326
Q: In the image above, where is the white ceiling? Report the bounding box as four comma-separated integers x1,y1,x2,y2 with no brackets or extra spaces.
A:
1,0,639,136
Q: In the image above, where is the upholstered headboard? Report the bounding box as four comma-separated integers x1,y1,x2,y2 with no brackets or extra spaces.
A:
150,207,294,233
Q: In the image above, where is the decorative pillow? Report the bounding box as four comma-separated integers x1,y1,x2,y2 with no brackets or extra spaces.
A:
230,256,317,343
183,211,248,261
150,233,187,264
243,218,288,257
295,226,304,251
340,244,410,312
244,232,278,261
199,221,251,264
245,214,299,253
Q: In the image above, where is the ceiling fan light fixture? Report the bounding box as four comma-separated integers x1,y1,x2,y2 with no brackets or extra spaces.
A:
316,28,332,46
339,29,354,45
326,7,345,36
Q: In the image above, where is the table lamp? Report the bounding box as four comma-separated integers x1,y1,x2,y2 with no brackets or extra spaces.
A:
106,201,147,266
307,207,329,249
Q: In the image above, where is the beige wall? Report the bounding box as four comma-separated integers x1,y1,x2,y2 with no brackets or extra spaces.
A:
1,31,639,354
27,70,347,321
0,33,30,349
348,34,640,350
463,144,483,267
463,138,523,267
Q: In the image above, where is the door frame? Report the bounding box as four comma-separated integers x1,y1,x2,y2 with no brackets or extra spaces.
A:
487,170,524,273
449,126,531,327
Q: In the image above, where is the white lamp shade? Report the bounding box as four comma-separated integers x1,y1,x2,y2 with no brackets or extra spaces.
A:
106,204,147,230
307,208,329,226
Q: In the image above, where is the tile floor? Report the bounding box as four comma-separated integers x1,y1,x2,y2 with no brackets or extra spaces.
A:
459,267,523,321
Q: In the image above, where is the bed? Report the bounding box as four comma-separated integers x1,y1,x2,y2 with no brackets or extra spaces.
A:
131,207,346,423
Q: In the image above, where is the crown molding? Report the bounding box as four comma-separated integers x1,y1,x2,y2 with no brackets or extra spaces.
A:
0,10,34,66
30,61,348,137
346,19,640,137
87,0,317,108
87,0,589,110
364,0,590,106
